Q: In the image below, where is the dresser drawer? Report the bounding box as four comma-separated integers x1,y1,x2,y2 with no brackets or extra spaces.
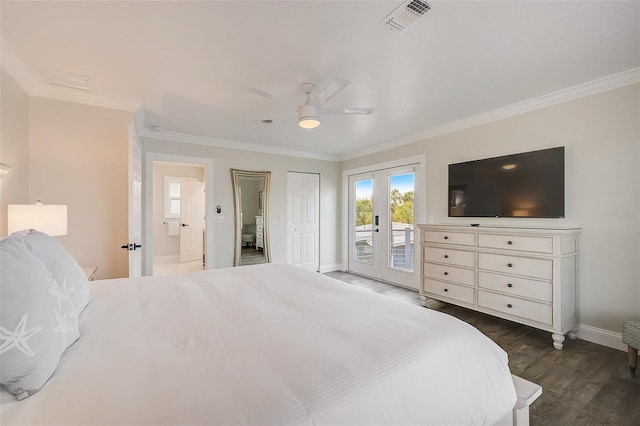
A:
424,262,475,286
478,253,552,280
424,231,476,246
424,278,476,305
424,247,476,268
478,271,552,302
478,234,553,254
478,290,552,325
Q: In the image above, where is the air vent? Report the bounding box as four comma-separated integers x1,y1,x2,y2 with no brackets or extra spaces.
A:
36,67,94,92
382,0,431,32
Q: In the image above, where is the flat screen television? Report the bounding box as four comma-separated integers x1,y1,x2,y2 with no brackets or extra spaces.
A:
448,147,565,218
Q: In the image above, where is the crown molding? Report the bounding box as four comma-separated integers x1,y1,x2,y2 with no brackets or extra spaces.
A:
31,86,142,112
138,128,340,162
339,67,640,161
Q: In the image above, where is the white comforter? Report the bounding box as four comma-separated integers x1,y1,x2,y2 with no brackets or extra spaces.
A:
1,264,516,425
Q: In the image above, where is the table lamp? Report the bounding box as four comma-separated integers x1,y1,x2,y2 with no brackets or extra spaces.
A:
7,201,67,236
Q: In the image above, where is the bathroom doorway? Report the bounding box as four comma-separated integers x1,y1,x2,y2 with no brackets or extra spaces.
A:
152,161,206,276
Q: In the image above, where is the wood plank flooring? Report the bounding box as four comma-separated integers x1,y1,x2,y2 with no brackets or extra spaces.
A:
325,271,640,426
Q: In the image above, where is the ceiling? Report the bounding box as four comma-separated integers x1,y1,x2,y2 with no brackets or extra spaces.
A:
2,1,639,160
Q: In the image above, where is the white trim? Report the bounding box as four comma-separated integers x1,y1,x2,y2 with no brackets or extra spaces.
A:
139,130,339,162
153,255,180,263
32,88,141,112
319,264,342,274
339,67,640,161
577,323,626,352
341,154,427,282
144,153,214,276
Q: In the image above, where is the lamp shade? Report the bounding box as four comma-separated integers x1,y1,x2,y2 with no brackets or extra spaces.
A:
8,204,68,236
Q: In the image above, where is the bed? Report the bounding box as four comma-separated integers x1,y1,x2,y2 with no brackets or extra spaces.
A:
1,231,528,425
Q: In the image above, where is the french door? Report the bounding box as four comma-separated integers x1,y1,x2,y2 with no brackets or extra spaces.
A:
348,166,417,289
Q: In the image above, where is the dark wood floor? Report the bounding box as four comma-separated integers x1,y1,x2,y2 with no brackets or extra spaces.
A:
325,271,640,426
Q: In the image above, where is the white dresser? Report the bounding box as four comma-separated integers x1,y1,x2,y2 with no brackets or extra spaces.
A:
418,224,580,350
255,216,264,250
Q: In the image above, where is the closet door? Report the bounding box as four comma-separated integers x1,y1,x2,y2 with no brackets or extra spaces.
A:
287,172,320,271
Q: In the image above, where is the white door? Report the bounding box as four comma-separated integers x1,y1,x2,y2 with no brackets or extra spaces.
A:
127,127,142,277
348,167,417,288
287,172,320,271
179,178,205,263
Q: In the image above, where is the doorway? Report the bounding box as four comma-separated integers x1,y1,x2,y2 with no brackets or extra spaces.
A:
344,156,425,290
152,161,206,276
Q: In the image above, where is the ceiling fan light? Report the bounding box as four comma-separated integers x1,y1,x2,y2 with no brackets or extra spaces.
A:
297,104,320,129
299,117,320,129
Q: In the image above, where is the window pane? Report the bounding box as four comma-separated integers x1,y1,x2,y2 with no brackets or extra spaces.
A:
169,182,181,198
170,199,181,215
353,179,373,264
388,172,414,272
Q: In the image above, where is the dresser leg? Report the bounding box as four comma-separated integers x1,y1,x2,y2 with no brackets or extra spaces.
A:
552,333,565,350
419,295,427,307
568,327,579,339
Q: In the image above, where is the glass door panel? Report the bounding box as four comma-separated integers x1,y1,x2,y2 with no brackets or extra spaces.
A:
353,178,374,264
388,172,415,272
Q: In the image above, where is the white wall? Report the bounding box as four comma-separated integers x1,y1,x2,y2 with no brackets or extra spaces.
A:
0,69,30,235
342,83,640,335
28,97,134,279
141,138,341,270
152,162,204,258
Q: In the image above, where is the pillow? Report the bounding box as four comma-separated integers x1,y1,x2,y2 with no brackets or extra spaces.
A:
18,230,89,314
0,238,77,400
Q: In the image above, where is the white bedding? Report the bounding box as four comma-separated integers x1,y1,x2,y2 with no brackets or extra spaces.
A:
1,264,516,425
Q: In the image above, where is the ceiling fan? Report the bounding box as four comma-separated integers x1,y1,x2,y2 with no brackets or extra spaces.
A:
248,77,374,129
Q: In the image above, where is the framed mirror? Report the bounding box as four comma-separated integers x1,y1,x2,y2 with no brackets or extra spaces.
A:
231,169,271,266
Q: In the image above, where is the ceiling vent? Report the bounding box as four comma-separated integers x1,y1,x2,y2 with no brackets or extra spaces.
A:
382,0,431,32
36,67,94,92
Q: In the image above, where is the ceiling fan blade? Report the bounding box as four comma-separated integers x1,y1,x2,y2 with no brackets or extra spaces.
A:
247,87,275,100
315,77,351,105
319,107,374,115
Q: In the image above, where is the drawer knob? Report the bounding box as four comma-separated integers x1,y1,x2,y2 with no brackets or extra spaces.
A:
507,303,513,308
444,236,449,240
507,283,513,288
444,255,449,259
507,240,513,245
507,263,513,268
444,288,449,292
444,272,449,276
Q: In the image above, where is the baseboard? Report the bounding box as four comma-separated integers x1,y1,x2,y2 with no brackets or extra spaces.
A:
577,323,626,352
153,255,179,263
319,264,344,273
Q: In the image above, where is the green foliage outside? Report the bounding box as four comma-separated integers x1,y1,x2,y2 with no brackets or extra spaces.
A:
355,189,414,226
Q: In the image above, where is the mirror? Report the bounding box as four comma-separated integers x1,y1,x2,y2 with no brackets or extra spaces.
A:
231,169,271,266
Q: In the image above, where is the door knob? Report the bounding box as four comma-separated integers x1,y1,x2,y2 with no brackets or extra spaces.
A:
181,223,189,227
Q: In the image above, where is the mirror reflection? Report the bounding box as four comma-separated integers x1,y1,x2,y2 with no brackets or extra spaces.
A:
231,169,271,266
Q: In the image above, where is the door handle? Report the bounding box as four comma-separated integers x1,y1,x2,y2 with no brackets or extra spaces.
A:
181,223,189,227
121,243,141,251
374,215,379,226
374,229,379,233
